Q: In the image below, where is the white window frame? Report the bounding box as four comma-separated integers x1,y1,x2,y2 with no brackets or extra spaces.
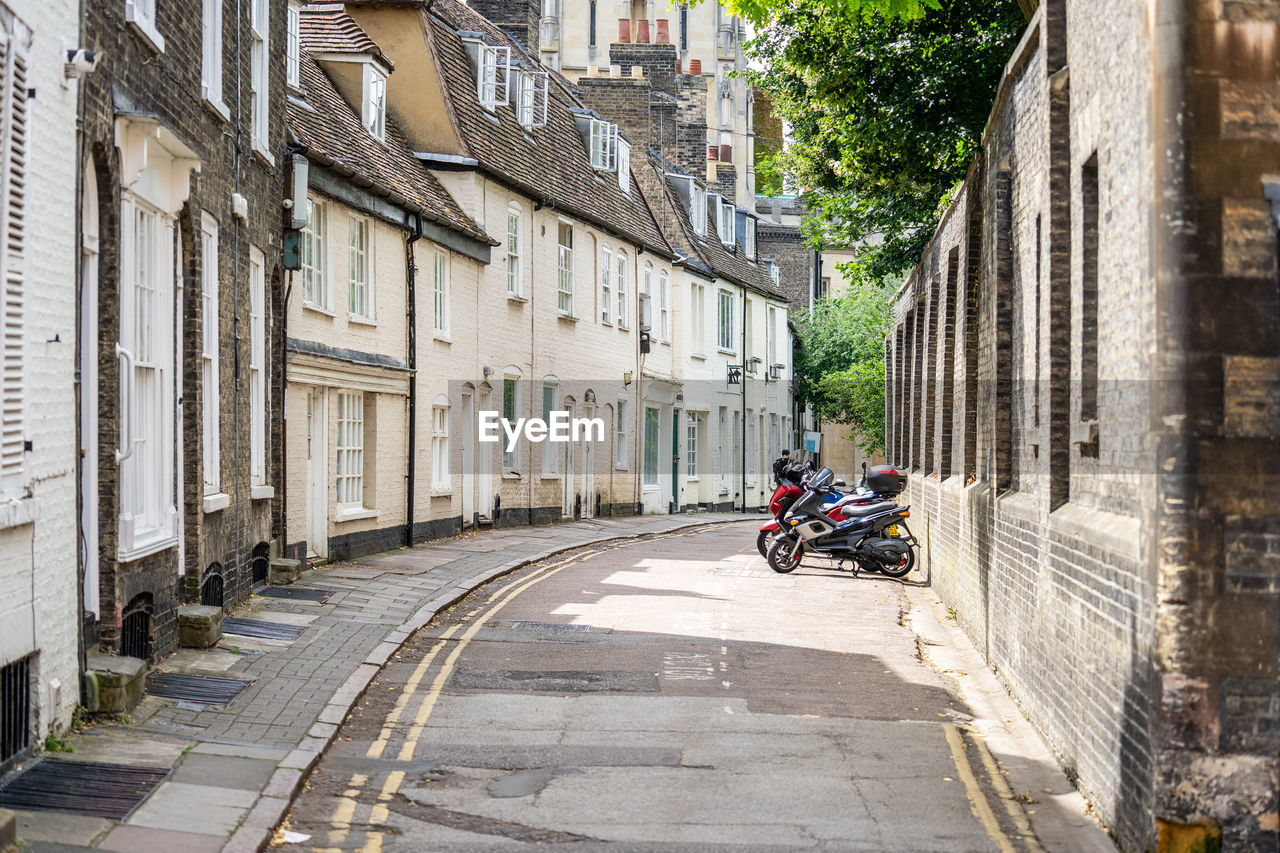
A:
691,184,707,237
718,201,735,245
335,391,364,508
689,282,706,356
200,215,220,497
431,397,450,492
287,1,301,89
301,197,329,310
250,0,270,159
502,374,520,474
745,216,756,259
615,251,628,328
0,25,26,499
202,0,226,115
642,406,660,487
658,271,670,342
614,399,628,469
685,413,698,479
541,380,558,476
767,305,777,368
617,137,630,193
506,204,523,297
348,216,372,321
249,246,266,487
117,196,178,560
516,69,548,129
125,0,165,53
432,249,449,337
479,44,510,111
589,119,617,171
599,246,612,324
717,289,735,352
363,64,387,141
557,221,574,316
746,412,757,485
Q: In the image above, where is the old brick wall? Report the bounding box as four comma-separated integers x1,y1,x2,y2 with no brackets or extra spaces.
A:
82,0,285,653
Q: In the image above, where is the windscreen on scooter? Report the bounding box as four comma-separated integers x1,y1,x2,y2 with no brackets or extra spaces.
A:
807,467,834,490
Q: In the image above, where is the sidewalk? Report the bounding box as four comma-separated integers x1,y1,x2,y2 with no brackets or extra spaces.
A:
5,513,751,853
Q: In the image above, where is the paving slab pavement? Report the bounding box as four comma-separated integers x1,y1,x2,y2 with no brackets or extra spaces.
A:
7,513,750,853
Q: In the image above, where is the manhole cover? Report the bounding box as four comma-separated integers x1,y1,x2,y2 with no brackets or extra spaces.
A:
222,617,307,641
146,672,254,705
258,586,332,603
0,759,169,819
451,669,657,693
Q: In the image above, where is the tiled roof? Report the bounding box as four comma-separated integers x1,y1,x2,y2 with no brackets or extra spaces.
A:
647,155,784,299
300,4,395,70
419,0,672,256
288,52,491,244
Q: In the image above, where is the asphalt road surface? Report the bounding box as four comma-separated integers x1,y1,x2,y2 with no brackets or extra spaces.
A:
280,522,1073,852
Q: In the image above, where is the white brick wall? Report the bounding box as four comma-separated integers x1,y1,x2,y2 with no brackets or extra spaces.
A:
0,0,82,740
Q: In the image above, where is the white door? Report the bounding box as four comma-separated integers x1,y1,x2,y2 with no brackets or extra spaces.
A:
306,389,328,559
581,405,595,518
477,389,493,520
461,391,476,524
562,429,575,517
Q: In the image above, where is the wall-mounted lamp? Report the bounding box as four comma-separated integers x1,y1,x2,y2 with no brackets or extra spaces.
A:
483,365,493,377
65,49,102,80
623,371,633,388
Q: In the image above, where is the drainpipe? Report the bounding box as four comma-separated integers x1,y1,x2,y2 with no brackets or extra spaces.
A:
74,0,88,706
405,213,421,546
740,283,746,511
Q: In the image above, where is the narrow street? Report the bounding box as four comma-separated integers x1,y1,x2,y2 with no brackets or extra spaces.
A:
281,523,1104,852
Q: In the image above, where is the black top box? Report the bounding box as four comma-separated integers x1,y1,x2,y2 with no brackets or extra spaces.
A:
866,465,908,495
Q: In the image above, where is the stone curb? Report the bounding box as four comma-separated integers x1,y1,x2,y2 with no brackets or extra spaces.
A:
219,515,747,852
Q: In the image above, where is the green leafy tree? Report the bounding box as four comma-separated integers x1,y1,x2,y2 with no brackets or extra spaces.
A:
744,0,1026,279
793,276,897,453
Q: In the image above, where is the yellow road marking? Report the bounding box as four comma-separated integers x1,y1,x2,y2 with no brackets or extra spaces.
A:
970,730,1043,850
943,723,1017,853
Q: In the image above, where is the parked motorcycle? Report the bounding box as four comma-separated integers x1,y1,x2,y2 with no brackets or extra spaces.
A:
756,463,857,557
766,465,916,578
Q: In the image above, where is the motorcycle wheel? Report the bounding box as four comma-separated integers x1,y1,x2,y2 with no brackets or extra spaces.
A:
756,529,776,558
767,535,804,574
878,546,916,579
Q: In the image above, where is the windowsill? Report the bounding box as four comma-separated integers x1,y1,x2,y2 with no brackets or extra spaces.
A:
0,494,35,531
502,472,522,479
618,324,630,332
202,94,231,123
615,466,629,472
252,144,275,169
718,347,737,356
430,487,452,497
540,473,561,480
288,82,305,96
690,352,707,361
203,492,231,514
601,319,613,327
558,312,579,322
251,485,275,501
349,315,378,327
302,301,335,318
117,532,179,564
686,477,699,482
335,506,379,523
508,293,527,303
125,8,165,53
433,332,452,344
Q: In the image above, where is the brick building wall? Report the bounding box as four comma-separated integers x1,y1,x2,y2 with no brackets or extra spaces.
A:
81,0,285,657
886,3,1279,849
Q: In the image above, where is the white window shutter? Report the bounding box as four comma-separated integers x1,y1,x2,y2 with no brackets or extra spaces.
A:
0,32,26,493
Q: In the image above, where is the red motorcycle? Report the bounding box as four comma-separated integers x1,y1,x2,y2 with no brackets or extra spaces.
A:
756,470,871,557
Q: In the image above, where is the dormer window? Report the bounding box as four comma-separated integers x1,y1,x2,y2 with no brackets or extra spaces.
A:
745,216,756,259
479,44,510,111
691,184,707,237
617,137,630,193
286,1,301,89
589,119,617,171
718,200,735,245
515,69,549,129
363,64,387,140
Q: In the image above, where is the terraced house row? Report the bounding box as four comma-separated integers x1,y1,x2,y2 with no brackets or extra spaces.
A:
0,0,799,763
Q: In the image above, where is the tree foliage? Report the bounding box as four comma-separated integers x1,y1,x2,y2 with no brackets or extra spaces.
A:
716,0,942,28
792,276,898,453
744,0,1025,279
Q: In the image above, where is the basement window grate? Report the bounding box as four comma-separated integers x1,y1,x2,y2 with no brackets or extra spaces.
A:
221,617,306,641
145,672,254,706
0,759,169,819
121,595,153,661
0,655,32,772
201,572,225,608
259,586,331,603
252,542,270,585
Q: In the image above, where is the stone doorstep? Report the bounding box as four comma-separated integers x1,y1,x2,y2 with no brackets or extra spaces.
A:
179,605,224,649
84,653,147,714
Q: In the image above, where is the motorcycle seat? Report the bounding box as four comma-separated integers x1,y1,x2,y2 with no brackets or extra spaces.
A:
840,500,899,518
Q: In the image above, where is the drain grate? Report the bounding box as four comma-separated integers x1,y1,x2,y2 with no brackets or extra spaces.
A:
507,621,591,632
222,617,307,641
145,672,254,706
0,759,169,819
258,586,331,603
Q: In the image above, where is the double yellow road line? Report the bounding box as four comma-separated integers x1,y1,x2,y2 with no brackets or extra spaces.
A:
943,723,1044,852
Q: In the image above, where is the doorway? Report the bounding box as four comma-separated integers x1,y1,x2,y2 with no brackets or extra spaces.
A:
306,389,328,559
